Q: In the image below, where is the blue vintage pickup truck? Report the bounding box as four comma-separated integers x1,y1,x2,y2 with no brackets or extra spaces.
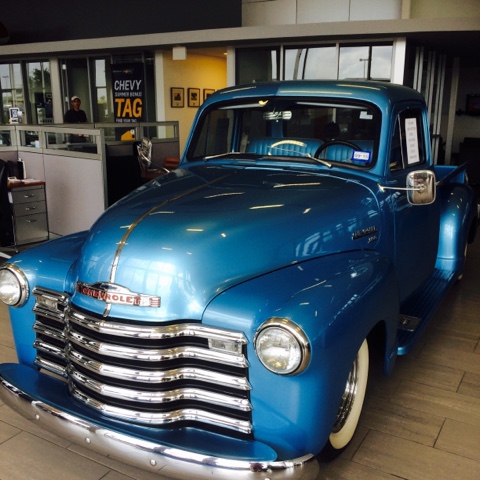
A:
0,81,477,479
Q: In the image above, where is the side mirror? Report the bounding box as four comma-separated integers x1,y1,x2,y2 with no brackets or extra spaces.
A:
407,170,436,205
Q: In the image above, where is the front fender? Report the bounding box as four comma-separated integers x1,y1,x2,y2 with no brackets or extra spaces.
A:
5,232,87,365
203,249,399,459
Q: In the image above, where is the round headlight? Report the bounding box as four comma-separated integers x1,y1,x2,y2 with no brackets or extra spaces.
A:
0,265,29,307
254,318,310,375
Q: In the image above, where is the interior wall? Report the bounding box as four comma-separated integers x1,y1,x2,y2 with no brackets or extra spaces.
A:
242,0,402,25
0,0,242,44
18,150,105,236
163,52,227,154
410,0,480,18
453,65,480,153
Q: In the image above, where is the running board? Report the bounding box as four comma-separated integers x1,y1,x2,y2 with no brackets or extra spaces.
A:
397,269,456,355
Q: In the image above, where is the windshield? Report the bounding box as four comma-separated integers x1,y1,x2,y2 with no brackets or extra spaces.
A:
188,98,380,168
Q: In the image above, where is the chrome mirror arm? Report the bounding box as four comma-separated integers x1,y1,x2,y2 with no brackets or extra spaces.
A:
377,184,426,193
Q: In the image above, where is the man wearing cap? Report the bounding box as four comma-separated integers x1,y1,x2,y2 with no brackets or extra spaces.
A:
64,96,88,123
64,96,88,143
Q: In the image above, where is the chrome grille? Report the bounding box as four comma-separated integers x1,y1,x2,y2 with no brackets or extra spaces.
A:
32,287,252,435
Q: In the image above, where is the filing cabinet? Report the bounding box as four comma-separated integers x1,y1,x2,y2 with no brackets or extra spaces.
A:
10,183,49,245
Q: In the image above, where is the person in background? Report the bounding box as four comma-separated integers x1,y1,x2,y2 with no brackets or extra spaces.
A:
64,96,88,142
64,96,87,123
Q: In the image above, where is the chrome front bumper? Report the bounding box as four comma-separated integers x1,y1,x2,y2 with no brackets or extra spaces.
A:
0,366,319,480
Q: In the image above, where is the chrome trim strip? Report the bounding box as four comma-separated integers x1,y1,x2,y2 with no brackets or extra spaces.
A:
68,347,251,390
0,374,319,480
33,322,66,343
69,367,251,411
69,383,252,434
108,176,231,286
67,329,248,368
67,308,247,344
33,287,69,322
33,340,66,360
32,305,66,323
33,286,69,306
34,356,67,377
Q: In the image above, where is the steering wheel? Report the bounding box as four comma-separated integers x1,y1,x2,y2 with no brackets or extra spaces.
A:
314,140,362,158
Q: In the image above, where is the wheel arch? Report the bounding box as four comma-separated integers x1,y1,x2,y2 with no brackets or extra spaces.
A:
437,183,478,272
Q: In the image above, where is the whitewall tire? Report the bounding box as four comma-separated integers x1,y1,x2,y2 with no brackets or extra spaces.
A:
328,338,369,451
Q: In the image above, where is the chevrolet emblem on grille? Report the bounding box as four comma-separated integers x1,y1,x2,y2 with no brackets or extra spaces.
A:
76,281,161,307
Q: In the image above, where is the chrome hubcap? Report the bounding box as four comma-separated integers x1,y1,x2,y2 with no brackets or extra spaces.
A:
332,355,358,433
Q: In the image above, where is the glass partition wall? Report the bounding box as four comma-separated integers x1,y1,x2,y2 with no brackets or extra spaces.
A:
0,121,179,156
0,53,156,127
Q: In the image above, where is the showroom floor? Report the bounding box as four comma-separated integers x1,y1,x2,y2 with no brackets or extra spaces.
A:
0,238,479,480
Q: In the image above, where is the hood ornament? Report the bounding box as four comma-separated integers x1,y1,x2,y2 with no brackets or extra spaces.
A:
76,281,161,308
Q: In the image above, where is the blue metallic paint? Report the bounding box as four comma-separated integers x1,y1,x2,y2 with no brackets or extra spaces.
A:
203,250,399,458
0,81,477,479
436,181,477,272
7,232,86,364
70,166,381,322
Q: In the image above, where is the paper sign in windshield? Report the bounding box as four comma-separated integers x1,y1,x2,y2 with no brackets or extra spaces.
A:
405,118,420,164
353,151,371,163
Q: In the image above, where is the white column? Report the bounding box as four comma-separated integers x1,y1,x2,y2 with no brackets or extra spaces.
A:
49,58,64,123
445,58,460,165
154,50,165,121
226,46,236,87
391,38,406,85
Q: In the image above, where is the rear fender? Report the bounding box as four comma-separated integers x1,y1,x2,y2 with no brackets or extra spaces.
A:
436,182,478,272
203,250,399,459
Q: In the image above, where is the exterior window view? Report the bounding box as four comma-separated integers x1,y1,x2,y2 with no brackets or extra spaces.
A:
0,1,479,479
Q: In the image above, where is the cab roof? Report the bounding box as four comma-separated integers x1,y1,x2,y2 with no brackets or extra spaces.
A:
202,80,426,111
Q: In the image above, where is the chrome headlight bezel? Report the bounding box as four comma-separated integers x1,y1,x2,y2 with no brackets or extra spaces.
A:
0,264,29,307
254,317,311,375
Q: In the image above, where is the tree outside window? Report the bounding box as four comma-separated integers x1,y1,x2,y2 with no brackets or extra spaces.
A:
27,61,52,124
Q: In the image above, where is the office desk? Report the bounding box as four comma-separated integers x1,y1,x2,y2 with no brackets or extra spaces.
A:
7,181,49,246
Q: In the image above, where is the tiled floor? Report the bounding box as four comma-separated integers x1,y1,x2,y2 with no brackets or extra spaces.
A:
0,238,479,480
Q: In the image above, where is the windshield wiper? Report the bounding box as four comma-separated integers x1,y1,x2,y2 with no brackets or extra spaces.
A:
203,150,332,168
305,153,332,168
204,152,250,161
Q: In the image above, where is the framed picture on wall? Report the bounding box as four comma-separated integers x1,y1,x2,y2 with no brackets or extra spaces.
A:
188,88,201,107
171,87,184,108
203,89,215,101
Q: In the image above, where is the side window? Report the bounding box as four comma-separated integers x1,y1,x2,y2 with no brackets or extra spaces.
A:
390,108,426,171
190,109,234,158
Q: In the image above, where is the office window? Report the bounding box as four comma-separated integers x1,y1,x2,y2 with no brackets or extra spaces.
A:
237,43,393,82
93,58,113,122
370,45,393,80
26,61,53,124
0,63,25,124
339,45,393,80
339,46,370,79
236,48,280,84
284,46,337,80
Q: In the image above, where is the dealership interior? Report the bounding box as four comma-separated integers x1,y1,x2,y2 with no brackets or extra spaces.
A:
0,1,480,479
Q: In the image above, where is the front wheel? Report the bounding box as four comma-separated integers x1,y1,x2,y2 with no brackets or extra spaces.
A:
323,339,369,457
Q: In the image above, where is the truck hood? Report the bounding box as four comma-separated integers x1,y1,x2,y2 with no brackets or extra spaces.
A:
72,165,380,320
